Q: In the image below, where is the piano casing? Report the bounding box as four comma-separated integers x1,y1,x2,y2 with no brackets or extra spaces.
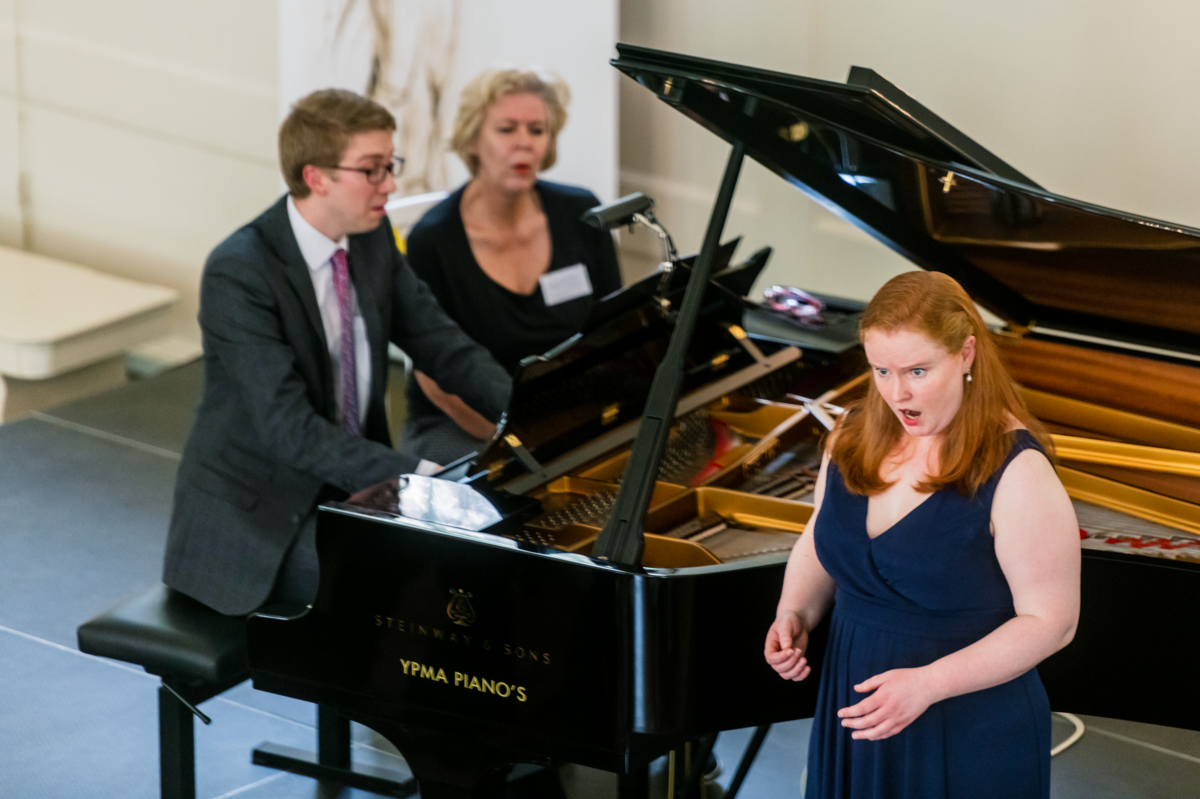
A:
249,45,1200,793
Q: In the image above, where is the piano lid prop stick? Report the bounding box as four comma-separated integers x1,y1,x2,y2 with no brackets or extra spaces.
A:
592,141,747,566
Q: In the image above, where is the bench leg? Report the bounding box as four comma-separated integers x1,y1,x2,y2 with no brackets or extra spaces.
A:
159,685,196,799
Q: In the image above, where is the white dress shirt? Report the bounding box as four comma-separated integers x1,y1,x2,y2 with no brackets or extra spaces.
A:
287,196,372,428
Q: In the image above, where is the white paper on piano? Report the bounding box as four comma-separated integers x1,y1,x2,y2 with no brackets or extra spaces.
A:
414,459,442,476
539,263,593,306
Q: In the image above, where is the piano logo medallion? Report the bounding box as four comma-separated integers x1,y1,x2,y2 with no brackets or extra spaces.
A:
447,589,477,627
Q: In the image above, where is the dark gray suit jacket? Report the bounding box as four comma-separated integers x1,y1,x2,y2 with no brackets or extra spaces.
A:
162,196,511,615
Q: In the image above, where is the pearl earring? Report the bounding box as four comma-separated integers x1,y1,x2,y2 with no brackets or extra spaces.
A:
965,368,973,383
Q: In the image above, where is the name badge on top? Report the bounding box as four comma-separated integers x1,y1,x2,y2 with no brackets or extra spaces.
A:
539,263,593,307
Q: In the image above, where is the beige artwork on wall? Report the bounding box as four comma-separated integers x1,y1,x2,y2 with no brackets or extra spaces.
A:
335,0,462,195
280,0,617,203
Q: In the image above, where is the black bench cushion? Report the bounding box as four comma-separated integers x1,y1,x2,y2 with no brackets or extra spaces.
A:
78,583,247,684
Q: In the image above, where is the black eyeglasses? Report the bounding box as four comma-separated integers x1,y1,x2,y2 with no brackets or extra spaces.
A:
324,156,406,185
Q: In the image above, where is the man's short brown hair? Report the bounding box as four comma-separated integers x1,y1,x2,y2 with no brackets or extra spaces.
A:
279,89,396,198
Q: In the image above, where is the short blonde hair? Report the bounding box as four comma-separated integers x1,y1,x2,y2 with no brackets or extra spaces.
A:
449,68,570,176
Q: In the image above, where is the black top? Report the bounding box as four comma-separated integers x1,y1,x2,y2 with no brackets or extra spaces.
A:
404,180,622,430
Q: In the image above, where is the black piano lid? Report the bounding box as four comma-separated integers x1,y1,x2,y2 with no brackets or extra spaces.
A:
614,44,1200,363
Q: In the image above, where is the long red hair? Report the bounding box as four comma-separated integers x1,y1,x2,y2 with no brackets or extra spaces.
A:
831,271,1050,496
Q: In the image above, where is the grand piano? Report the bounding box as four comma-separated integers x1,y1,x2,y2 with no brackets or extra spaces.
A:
248,45,1200,796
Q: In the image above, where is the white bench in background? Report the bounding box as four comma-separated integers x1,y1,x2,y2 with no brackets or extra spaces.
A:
0,246,178,422
385,191,449,250
384,191,449,369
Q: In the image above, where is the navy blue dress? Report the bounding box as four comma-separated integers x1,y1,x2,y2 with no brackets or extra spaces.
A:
807,431,1051,799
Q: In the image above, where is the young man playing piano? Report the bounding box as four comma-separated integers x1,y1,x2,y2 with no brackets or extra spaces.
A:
162,89,511,616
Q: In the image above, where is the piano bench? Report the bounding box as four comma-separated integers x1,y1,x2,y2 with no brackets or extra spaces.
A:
77,584,417,799
77,583,248,799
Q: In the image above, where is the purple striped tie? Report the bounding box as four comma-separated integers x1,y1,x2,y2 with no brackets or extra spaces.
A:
330,248,360,435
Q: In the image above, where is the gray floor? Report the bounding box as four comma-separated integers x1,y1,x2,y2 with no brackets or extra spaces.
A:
1,362,1199,797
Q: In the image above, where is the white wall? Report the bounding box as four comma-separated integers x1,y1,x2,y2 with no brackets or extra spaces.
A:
5,1,1199,344
2,0,620,351
0,1,280,347
1,0,27,249
617,0,1200,305
280,0,619,204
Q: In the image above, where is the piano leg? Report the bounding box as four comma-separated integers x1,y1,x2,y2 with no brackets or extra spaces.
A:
317,705,351,769
680,735,718,799
251,705,418,796
618,764,650,799
370,721,514,799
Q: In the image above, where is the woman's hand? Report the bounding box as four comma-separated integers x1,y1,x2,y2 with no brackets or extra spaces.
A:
764,450,837,684
837,667,942,740
764,613,812,681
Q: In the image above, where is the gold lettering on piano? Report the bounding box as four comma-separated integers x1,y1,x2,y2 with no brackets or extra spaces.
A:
939,171,958,193
373,615,552,665
399,659,529,702
503,644,552,665
399,659,449,683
